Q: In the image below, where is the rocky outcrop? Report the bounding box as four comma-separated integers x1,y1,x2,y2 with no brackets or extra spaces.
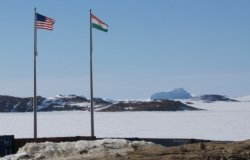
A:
0,95,111,112
0,95,201,112
0,95,39,112
193,94,238,102
97,100,201,112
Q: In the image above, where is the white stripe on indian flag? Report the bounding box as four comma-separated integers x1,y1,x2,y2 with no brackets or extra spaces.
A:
92,18,108,30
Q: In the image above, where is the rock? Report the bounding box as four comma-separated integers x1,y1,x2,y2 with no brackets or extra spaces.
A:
199,142,205,150
0,95,110,112
97,100,201,112
194,95,238,102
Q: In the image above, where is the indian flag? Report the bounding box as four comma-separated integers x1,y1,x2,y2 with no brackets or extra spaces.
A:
91,13,108,32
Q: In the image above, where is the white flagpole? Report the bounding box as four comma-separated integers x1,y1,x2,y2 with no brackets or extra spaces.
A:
33,7,38,138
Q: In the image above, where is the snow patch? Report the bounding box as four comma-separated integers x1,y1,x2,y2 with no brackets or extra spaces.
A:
3,139,153,160
67,102,89,107
38,97,65,110
125,107,134,110
54,94,77,99
13,102,21,110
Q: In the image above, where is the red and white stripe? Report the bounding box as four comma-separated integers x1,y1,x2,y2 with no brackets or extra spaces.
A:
36,17,55,30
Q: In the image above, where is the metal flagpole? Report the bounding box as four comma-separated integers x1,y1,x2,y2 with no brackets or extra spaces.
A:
89,9,94,137
33,7,38,139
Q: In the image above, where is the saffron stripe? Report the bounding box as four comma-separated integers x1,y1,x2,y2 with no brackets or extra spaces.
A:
91,14,107,26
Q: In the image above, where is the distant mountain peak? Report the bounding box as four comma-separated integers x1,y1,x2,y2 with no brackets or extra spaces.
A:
150,88,192,100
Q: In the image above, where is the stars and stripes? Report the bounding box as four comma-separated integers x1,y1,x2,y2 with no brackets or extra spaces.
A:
36,13,55,30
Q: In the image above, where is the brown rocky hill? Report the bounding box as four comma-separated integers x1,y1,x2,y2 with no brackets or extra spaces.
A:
98,100,201,112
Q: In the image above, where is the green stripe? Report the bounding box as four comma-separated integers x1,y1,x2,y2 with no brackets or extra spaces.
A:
92,24,108,32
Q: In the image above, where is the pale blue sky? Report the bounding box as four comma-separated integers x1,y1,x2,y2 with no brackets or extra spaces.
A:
0,0,249,99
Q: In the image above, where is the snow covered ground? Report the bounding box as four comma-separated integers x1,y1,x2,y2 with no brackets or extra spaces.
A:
0,100,250,141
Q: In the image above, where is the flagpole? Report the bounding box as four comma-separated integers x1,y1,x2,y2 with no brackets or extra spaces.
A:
33,7,38,139
89,9,95,137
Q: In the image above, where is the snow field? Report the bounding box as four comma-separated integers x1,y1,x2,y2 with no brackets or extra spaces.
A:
0,101,250,141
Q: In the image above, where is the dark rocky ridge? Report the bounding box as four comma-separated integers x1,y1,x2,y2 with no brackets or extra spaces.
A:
0,95,106,112
99,100,201,112
0,95,201,112
0,95,36,112
193,94,238,102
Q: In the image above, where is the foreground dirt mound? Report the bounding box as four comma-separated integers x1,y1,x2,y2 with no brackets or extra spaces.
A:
3,139,250,160
128,140,250,160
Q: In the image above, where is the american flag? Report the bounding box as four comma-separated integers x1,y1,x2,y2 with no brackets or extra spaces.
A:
36,13,55,30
